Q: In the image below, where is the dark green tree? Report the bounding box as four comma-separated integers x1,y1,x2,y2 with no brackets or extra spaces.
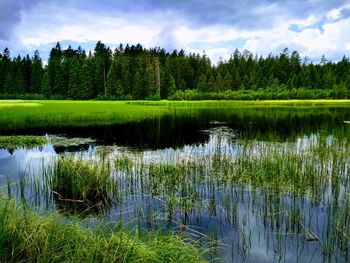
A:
41,71,51,98
31,50,43,93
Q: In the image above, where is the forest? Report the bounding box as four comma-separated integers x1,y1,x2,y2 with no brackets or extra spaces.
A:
0,41,349,100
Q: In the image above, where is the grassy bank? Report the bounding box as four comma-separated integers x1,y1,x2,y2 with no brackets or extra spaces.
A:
0,100,349,131
0,100,168,130
0,196,206,263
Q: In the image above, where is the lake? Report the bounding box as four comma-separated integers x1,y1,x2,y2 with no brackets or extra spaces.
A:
1,105,349,262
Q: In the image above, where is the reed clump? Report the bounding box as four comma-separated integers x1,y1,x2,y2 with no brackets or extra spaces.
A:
51,157,118,204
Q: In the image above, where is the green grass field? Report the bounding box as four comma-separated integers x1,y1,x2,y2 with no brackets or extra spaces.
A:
0,99,349,131
0,100,168,130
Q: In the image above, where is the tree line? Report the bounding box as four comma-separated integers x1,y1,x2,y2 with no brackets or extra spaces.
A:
0,42,349,100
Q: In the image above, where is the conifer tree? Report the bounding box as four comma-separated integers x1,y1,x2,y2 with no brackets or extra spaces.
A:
31,50,43,93
80,63,93,99
197,73,208,92
41,71,51,98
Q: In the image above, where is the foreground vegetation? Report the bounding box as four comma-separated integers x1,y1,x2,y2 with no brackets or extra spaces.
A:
0,196,206,263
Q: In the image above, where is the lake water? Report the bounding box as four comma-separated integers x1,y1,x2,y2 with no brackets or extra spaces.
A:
0,106,349,262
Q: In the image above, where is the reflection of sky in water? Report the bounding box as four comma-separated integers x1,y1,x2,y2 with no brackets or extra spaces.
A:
0,146,56,189
0,128,348,262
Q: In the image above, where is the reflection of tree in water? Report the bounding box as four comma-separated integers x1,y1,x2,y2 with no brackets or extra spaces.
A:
1,106,349,150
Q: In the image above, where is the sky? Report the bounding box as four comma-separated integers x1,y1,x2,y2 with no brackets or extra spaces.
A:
1,0,350,63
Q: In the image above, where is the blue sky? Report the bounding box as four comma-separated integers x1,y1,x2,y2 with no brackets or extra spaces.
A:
1,0,350,63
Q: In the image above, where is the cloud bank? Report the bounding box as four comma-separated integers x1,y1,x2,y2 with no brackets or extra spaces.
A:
0,0,350,63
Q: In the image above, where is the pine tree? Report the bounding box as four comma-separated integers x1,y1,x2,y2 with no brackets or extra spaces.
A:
133,71,144,99
80,63,93,99
0,48,11,93
93,41,112,96
23,55,32,93
31,50,43,93
48,42,64,96
222,72,233,91
106,60,120,97
41,71,51,98
4,68,15,94
68,58,80,99
160,60,175,99
197,73,208,92
14,65,26,94
151,57,161,99
215,72,224,92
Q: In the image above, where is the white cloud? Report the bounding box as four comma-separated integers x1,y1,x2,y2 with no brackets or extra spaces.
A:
14,3,163,49
327,8,342,21
2,0,350,64
243,14,350,61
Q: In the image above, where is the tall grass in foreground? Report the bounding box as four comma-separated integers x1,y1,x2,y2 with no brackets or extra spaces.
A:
0,196,206,263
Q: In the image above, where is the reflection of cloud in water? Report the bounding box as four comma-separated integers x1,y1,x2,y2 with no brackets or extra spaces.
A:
0,147,57,183
24,147,56,160
0,149,11,159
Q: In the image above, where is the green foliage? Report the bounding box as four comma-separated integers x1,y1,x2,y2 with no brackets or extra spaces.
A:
0,43,349,100
168,87,341,100
0,136,47,150
41,71,51,98
0,197,206,263
51,157,117,203
31,51,43,93
80,63,93,99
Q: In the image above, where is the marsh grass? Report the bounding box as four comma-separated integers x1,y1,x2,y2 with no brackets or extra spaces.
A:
128,99,350,109
0,100,349,131
0,196,207,263
0,100,167,130
50,157,118,206
110,133,350,258
5,129,350,261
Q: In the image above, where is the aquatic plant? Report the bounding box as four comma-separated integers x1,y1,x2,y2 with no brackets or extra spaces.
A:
50,157,118,205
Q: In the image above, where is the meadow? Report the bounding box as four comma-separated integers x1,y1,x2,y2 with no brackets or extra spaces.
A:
0,99,349,131
0,100,167,130
0,99,350,262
